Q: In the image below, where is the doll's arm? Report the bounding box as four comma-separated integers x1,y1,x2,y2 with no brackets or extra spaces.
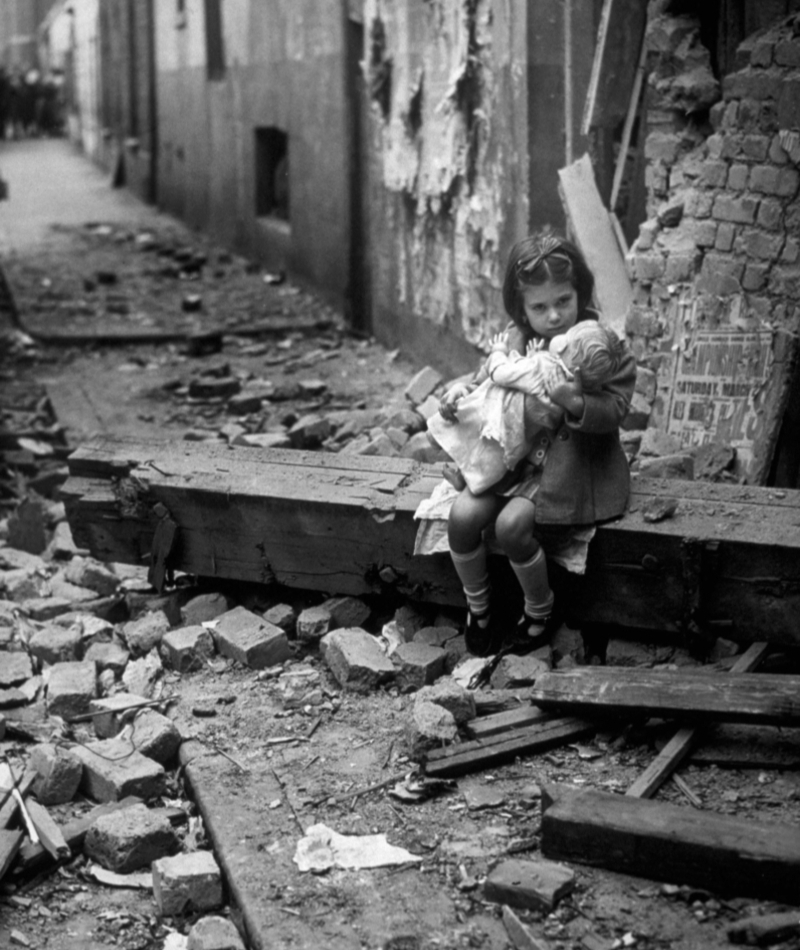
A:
556,349,636,434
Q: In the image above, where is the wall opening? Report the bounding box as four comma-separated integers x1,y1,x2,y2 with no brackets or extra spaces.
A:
204,0,225,80
254,127,289,221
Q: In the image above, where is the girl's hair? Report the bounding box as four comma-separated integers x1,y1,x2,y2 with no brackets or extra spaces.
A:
502,230,596,333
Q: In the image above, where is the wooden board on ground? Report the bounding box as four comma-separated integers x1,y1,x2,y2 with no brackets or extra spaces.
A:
530,668,800,726
557,154,632,338
465,704,549,740
61,438,800,644
689,723,800,769
626,642,769,799
541,783,800,904
0,829,23,881
424,717,595,778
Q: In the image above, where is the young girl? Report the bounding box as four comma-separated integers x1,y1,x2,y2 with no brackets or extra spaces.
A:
439,230,636,657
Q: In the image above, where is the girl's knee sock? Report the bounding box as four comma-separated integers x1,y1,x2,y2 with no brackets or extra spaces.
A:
451,544,491,616
510,548,554,619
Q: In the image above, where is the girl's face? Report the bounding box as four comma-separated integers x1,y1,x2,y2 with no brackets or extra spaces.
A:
521,280,579,339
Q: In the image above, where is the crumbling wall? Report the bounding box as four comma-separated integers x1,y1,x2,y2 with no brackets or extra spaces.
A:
364,0,529,367
624,8,800,482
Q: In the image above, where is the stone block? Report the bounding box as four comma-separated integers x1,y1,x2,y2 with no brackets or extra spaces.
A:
262,603,296,632
404,366,443,406
483,858,575,912
393,642,448,691
30,623,82,665
407,700,458,758
123,611,171,657
122,649,163,698
414,677,475,724
320,596,371,631
295,605,332,643
64,557,119,597
84,639,130,676
320,628,395,693
180,592,232,626
46,660,97,719
90,693,153,738
30,743,83,804
187,916,245,950
74,738,166,802
0,687,27,708
85,803,178,872
161,625,215,673
212,607,290,670
0,651,33,688
152,851,223,916
130,709,181,764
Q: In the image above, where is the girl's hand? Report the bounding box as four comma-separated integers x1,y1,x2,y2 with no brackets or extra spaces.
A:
547,367,586,418
439,384,469,422
489,332,509,354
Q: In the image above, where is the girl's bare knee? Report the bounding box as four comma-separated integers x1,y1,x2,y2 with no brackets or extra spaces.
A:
495,503,538,559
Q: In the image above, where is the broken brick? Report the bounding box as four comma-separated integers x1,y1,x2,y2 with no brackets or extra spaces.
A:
320,628,395,693
212,606,290,670
30,743,83,805
0,652,33,688
90,693,153,739
29,624,82,665
130,709,181,764
295,605,332,643
161,625,215,673
84,802,178,872
46,660,97,719
483,857,575,912
74,739,166,802
84,639,130,676
122,610,171,657
152,850,224,916
393,641,448,691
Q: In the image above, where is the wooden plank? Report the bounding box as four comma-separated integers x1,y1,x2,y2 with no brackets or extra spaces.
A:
0,768,35,829
609,37,647,212
0,829,23,882
581,0,648,134
626,642,770,798
62,439,800,642
465,705,550,740
424,718,595,778
557,154,632,338
530,668,800,726
541,784,800,903
24,799,70,862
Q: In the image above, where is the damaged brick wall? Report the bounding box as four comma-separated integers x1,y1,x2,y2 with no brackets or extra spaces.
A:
364,0,530,368
624,9,800,483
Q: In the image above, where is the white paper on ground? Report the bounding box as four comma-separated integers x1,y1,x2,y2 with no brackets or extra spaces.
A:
293,823,422,872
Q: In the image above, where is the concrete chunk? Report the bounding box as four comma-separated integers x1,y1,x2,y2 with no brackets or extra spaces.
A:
90,693,152,738
46,660,97,719
320,628,395,693
130,709,181,765
122,610,171,657
122,649,163,698
212,606,290,670
84,639,130,676
152,851,223,916
74,738,166,802
415,677,476,724
64,557,120,597
161,625,215,673
187,916,245,950
180,592,232,626
483,858,575,912
85,803,178,872
30,743,83,805
0,651,34,688
295,605,332,643
393,641,448,691
29,623,82,665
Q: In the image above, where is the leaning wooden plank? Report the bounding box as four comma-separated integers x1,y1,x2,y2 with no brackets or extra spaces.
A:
424,718,595,778
581,0,648,134
0,768,36,829
531,668,800,726
541,784,800,904
24,799,70,862
0,829,23,882
626,642,770,798
557,154,632,338
465,705,550,740
62,439,800,642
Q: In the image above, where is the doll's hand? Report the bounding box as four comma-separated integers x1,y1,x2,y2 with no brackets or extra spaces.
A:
525,338,546,358
489,332,509,354
439,384,470,422
547,366,585,418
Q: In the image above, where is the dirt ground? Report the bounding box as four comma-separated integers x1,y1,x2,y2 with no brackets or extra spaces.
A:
2,213,800,950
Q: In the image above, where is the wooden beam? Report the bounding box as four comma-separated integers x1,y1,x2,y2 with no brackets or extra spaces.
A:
465,705,550,740
24,799,70,862
541,784,800,903
557,154,632,338
626,642,770,798
424,717,595,778
62,439,800,644
0,829,23,882
530,667,800,726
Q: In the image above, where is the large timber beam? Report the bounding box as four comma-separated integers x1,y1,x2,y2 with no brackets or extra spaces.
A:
61,438,800,645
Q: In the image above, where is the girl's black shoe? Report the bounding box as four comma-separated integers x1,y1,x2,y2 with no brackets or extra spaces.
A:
510,610,561,651
464,609,499,657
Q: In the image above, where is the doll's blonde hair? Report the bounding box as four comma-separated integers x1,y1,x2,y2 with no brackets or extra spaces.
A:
560,322,624,391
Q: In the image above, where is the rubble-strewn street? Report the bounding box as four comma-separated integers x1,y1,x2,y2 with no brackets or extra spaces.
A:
2,141,800,950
